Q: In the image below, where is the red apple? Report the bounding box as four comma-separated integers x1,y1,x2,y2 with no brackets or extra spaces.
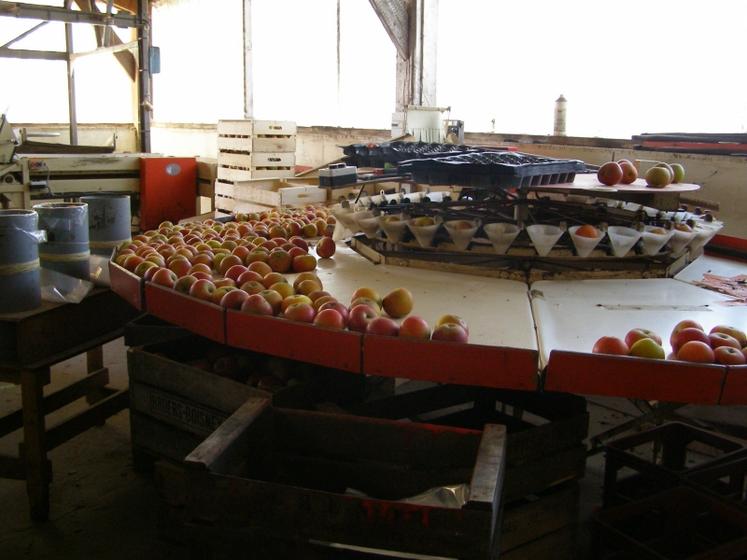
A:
214,278,236,289
431,323,469,343
714,346,746,365
123,254,144,272
366,316,400,337
288,246,306,259
671,327,711,354
224,264,247,282
134,260,158,278
348,304,378,333
292,254,317,273
267,250,292,273
218,254,242,276
283,302,316,323
262,272,287,289
399,316,431,340
314,308,345,330
239,280,265,295
241,293,274,316
281,294,312,314
237,270,264,285
677,340,715,363
592,336,629,356
191,271,212,281
220,289,249,309
318,301,349,325
189,279,216,301
597,162,623,186
670,320,704,347
174,274,198,294
211,286,235,305
435,314,469,335
189,263,212,275
248,261,273,276
710,325,747,348
289,236,309,252
259,290,283,315
618,161,638,184
151,267,178,289
709,332,742,350
316,237,336,258
625,328,662,349
168,258,192,277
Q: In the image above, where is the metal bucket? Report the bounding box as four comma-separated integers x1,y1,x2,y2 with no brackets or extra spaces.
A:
34,202,90,280
0,210,41,313
81,195,132,256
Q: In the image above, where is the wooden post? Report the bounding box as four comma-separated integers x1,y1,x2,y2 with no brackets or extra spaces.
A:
242,0,253,118
20,368,50,521
64,0,78,146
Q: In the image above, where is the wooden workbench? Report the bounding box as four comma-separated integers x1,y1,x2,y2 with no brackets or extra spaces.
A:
0,289,138,520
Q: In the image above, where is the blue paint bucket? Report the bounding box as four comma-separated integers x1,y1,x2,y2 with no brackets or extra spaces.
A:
81,195,132,256
0,209,42,313
34,202,90,280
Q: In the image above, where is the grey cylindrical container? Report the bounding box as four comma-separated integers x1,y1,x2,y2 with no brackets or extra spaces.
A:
81,195,132,256
0,210,41,313
34,202,90,280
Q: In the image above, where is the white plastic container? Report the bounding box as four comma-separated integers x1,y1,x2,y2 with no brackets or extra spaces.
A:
526,224,564,257
483,223,521,255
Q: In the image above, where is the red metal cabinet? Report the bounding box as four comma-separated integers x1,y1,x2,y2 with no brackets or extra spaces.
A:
139,157,197,230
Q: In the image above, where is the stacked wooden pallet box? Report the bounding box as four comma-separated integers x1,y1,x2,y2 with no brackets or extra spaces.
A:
214,119,304,212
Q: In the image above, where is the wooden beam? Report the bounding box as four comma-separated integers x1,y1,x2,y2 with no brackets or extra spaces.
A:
69,39,137,61
0,47,65,60
242,0,253,118
0,20,47,48
0,1,140,27
368,0,410,59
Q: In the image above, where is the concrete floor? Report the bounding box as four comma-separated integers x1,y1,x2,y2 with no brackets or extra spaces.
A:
0,337,742,559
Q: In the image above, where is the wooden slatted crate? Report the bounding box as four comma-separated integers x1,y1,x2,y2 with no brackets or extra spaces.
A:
157,400,507,559
216,119,298,207
214,176,326,213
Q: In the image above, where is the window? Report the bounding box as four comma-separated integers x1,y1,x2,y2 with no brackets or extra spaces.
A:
437,0,747,137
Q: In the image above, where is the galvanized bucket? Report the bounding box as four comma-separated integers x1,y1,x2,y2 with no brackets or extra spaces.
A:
81,195,132,256
0,209,42,313
34,202,90,280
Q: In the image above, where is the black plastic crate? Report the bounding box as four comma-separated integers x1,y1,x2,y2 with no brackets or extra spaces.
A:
398,151,587,189
603,422,747,507
686,455,747,508
592,486,747,559
342,141,478,167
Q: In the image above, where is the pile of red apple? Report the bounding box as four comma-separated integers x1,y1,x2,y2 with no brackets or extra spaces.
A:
113,216,469,344
592,321,747,365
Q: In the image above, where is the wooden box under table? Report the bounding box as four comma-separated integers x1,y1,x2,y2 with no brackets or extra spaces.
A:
127,336,325,468
157,399,507,559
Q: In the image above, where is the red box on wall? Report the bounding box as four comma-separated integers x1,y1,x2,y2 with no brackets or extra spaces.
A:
140,157,197,230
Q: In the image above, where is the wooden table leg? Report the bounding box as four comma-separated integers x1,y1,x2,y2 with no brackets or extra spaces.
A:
85,346,110,407
20,367,50,522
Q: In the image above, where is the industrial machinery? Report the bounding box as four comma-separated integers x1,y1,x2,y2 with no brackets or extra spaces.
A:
0,116,197,228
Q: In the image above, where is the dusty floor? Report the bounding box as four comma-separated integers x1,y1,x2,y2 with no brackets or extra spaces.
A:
0,337,742,559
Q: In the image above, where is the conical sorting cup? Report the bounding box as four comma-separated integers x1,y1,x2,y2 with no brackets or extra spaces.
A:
332,207,357,230
483,222,520,254
357,216,381,239
444,219,481,251
689,223,721,253
669,227,696,255
350,210,374,235
407,217,442,248
641,225,674,256
378,214,408,243
568,225,605,258
607,226,642,257
526,224,564,257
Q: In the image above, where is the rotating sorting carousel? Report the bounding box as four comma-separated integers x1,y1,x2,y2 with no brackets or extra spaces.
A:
335,142,722,282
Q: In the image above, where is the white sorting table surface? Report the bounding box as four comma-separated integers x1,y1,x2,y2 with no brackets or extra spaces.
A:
531,278,746,368
675,254,747,284
308,246,537,351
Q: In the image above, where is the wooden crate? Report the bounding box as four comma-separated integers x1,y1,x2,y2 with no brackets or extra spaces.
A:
214,177,326,212
347,386,587,558
127,336,321,469
157,399,507,559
